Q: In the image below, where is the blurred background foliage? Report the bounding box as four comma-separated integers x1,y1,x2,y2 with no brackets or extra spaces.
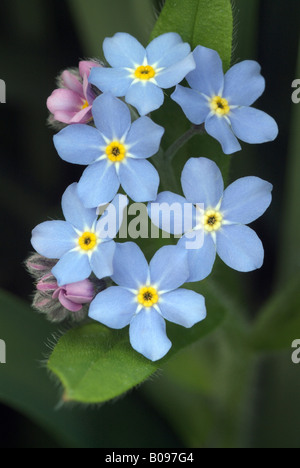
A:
0,0,299,448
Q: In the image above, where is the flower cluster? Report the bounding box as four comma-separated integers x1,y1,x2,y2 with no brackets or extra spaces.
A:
29,32,278,361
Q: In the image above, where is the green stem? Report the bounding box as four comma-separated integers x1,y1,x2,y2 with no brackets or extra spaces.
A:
164,124,205,162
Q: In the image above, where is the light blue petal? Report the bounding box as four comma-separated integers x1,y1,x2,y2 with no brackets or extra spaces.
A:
89,67,132,96
221,176,273,225
103,33,146,68
205,115,242,154
155,53,196,89
178,232,216,282
52,250,92,286
224,61,265,106
77,160,120,208
53,125,105,165
148,191,196,236
90,241,116,279
92,93,131,141
181,157,224,207
146,32,184,66
119,158,159,202
160,289,206,328
125,82,164,116
31,221,77,259
171,85,209,124
62,183,97,231
96,194,129,240
149,245,189,291
129,309,172,361
216,225,264,272
229,107,279,144
186,46,224,96
112,242,149,289
125,117,164,159
89,286,136,329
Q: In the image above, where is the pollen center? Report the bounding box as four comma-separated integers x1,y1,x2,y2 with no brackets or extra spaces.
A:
210,96,230,116
81,99,89,110
78,232,97,251
106,141,126,163
134,65,156,80
204,210,223,232
138,287,159,308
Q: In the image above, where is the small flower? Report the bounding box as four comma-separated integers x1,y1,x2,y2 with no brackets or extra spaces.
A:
89,243,206,361
89,32,196,116
54,93,164,206
171,46,279,154
31,183,128,286
47,60,101,125
149,157,273,280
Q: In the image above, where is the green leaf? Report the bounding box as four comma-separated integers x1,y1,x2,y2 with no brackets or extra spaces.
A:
250,275,300,351
48,280,226,404
151,0,233,71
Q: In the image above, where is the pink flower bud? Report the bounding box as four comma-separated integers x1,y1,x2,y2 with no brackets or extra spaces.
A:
52,279,95,312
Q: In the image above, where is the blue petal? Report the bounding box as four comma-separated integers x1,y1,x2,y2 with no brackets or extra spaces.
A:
146,32,185,67
229,107,279,144
31,221,77,259
52,250,92,286
181,157,224,207
103,33,146,68
92,93,131,141
96,194,129,240
216,225,264,272
149,245,189,291
148,191,196,236
119,158,159,202
224,61,265,106
89,286,136,329
171,85,209,124
221,176,273,225
160,289,206,328
129,309,172,361
125,82,164,116
54,125,105,165
90,241,116,279
125,117,164,159
77,160,120,208
62,183,97,232
186,46,224,96
112,242,149,290
205,115,242,154
178,232,216,282
155,53,196,89
89,67,133,96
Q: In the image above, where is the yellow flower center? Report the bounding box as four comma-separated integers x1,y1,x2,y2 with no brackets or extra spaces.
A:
137,287,159,308
78,232,97,251
210,96,230,116
105,141,126,163
134,65,156,81
204,210,223,232
81,99,89,110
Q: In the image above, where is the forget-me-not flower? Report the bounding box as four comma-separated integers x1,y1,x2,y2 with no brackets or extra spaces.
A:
89,242,206,361
171,46,278,154
54,93,164,207
149,157,273,281
89,32,196,116
31,183,128,286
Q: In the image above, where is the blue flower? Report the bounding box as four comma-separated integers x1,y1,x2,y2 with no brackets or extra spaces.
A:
54,93,164,207
89,32,196,116
89,242,206,361
171,46,279,154
31,183,128,286
149,158,273,281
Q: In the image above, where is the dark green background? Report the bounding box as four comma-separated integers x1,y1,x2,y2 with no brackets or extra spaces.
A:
0,0,299,448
